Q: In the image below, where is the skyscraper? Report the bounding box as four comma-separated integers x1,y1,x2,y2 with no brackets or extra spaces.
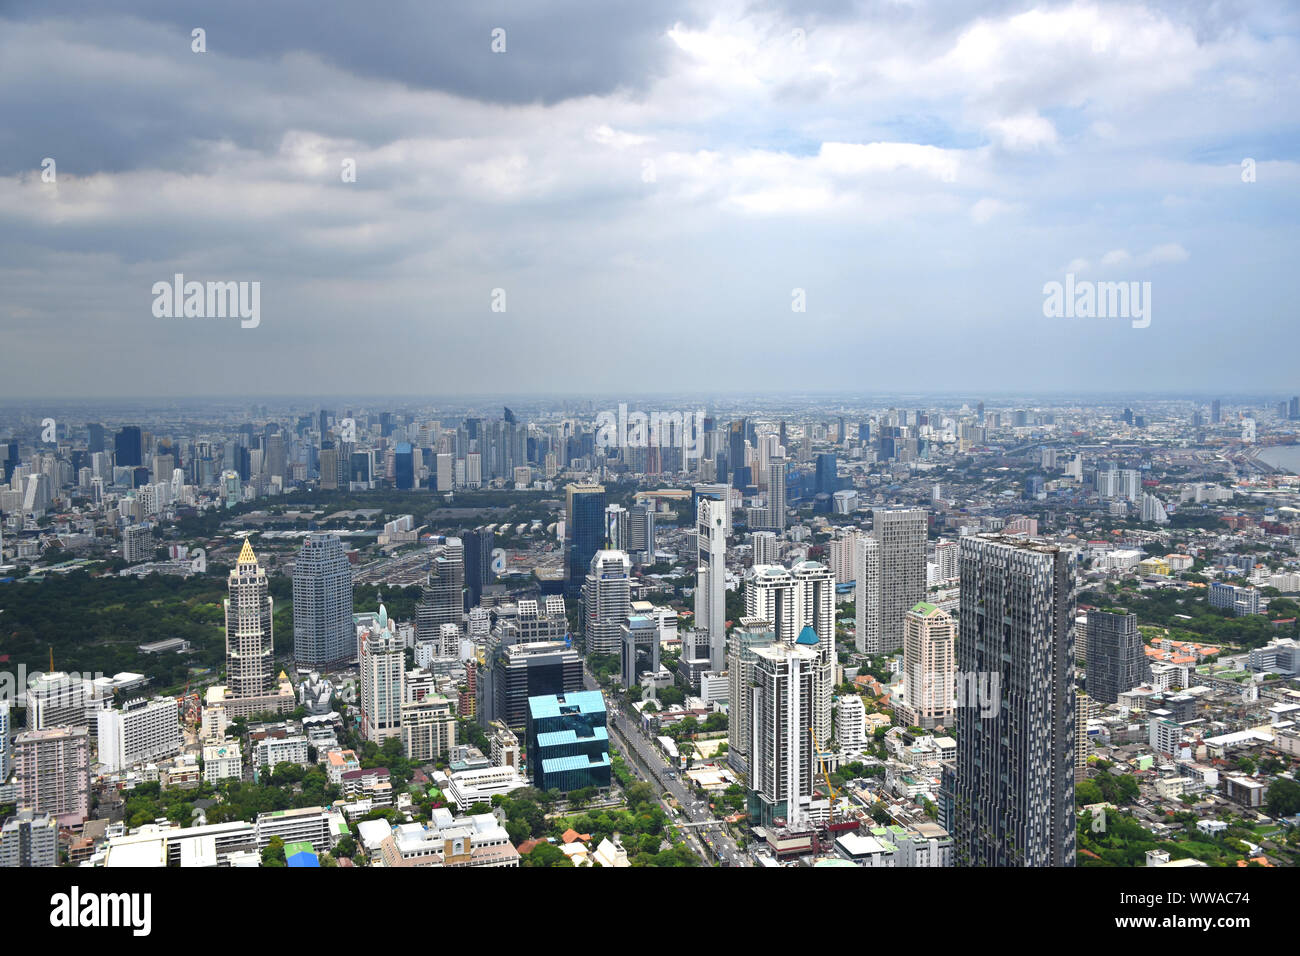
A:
1085,610,1150,704
628,501,656,565
955,535,1075,867
462,527,495,610
564,482,606,600
747,641,818,828
114,426,142,468
767,458,787,532
727,618,776,778
582,550,631,656
791,560,835,746
292,533,355,670
359,604,404,743
225,540,275,700
900,602,956,730
869,508,927,653
696,495,728,671
416,539,465,642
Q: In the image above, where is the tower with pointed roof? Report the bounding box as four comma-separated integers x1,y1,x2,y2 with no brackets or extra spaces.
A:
224,539,275,700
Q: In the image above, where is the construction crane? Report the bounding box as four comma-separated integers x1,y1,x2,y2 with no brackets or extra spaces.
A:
809,728,839,806
808,728,859,847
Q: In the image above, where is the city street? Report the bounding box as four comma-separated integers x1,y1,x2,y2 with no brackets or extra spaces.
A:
584,669,750,867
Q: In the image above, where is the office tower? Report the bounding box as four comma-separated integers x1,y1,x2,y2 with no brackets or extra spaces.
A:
564,482,606,600
621,614,660,687
526,691,611,793
751,530,778,566
13,727,91,826
480,640,584,731
696,495,728,671
745,564,797,643
767,458,787,532
86,423,105,454
791,561,835,745
265,432,287,481
0,810,58,868
900,602,956,730
748,641,818,827
870,508,927,653
114,426,142,467
293,533,355,670
359,604,405,743
605,503,629,550
1085,610,1150,704
727,619,776,777
436,452,453,491
462,527,495,610
955,536,1075,867
1211,399,1222,424
628,501,656,565
728,420,747,487
854,534,882,654
417,539,465,641
582,550,631,656
225,540,276,700
814,453,838,497
96,697,182,773
394,442,415,489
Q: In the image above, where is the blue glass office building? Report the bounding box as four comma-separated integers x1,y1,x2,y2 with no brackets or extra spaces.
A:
526,691,611,793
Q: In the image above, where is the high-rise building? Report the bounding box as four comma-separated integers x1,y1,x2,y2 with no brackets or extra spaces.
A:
791,560,835,746
564,482,606,600
869,508,927,653
605,503,629,551
954,536,1075,867
13,727,91,826
416,539,465,642
462,527,495,610
751,530,778,566
479,640,583,731
766,458,787,532
696,495,728,671
225,540,275,700
747,641,818,828
1211,398,1222,424
292,534,355,670
1085,610,1150,704
628,502,656,565
582,550,631,656
0,810,58,867
394,442,415,489
854,535,882,654
899,602,956,730
96,697,182,773
114,426,142,468
526,691,611,793
726,618,776,779
359,604,405,743
746,565,797,643
0,701,10,781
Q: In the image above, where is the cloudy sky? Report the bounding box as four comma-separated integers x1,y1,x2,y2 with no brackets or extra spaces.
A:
1,0,1297,399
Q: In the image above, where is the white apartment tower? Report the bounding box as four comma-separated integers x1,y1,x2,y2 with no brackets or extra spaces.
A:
582,550,632,656
696,496,728,671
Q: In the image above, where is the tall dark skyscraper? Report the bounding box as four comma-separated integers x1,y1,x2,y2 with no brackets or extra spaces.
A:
564,482,606,600
87,423,105,454
463,526,495,610
1085,610,1150,704
292,534,355,669
815,452,838,496
394,442,414,489
728,420,747,487
1211,398,1222,423
416,538,465,642
114,426,142,468
955,535,1075,867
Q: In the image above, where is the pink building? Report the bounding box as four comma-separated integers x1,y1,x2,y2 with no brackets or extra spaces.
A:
14,726,91,826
